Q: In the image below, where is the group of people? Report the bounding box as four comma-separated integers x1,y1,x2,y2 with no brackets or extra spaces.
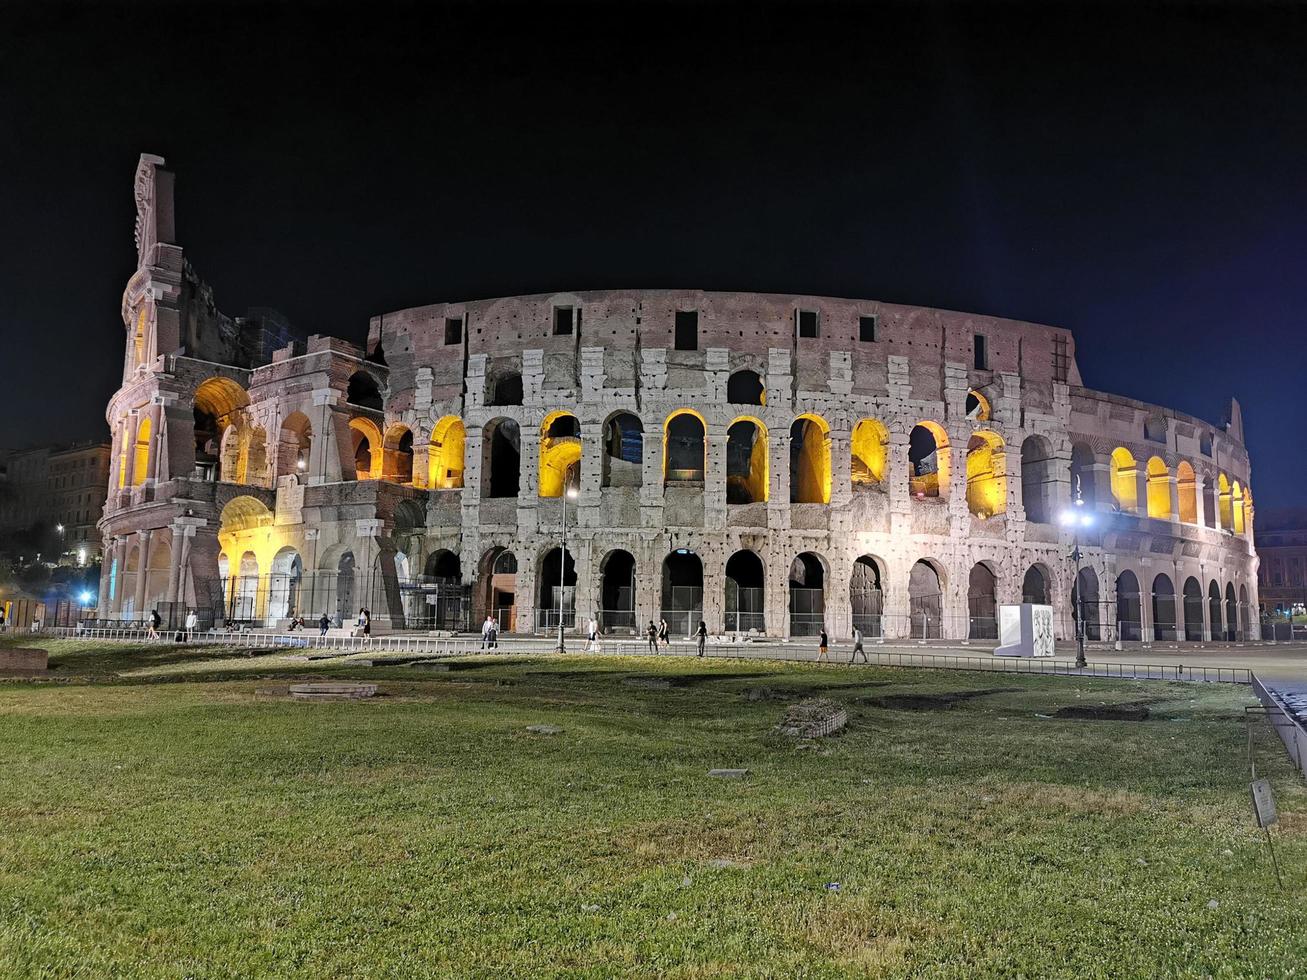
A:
141,608,200,641
645,618,710,657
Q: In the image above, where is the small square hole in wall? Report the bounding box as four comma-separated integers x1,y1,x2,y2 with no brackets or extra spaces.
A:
859,315,877,342
444,317,463,345
796,309,819,338
554,306,577,336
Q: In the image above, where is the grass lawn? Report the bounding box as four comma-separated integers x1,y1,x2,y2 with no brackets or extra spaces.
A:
0,637,1304,978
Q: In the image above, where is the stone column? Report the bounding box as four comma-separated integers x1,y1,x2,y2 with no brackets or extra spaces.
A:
1193,476,1208,528
165,525,184,603
133,529,153,619
98,537,117,614
703,421,727,530
176,527,196,608
1134,466,1148,518
1167,474,1181,524
121,411,140,488
144,400,165,484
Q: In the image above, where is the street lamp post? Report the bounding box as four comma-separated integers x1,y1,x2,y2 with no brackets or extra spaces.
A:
557,485,578,653
1059,483,1092,669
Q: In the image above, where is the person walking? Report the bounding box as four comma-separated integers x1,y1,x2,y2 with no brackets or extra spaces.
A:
482,614,496,650
486,616,498,650
658,617,670,650
356,608,367,637
586,616,599,654
147,608,161,640
185,608,198,641
362,609,372,637
696,620,708,658
318,612,330,636
646,620,659,655
850,625,867,663
817,626,829,663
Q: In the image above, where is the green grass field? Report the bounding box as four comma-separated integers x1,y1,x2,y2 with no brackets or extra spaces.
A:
1,637,1303,978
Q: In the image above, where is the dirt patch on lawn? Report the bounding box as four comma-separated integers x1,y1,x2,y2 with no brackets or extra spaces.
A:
862,688,1021,711
1053,703,1151,721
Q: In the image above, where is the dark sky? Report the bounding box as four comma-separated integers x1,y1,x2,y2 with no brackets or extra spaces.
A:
2,1,1304,510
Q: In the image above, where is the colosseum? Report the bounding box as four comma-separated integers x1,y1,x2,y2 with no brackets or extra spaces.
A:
98,154,1261,643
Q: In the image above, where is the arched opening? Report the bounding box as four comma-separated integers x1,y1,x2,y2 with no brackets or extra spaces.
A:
1069,443,1096,508
1208,580,1224,641
219,494,273,533
1239,584,1251,639
424,549,461,582
539,412,582,498
1145,457,1171,519
788,552,826,636
965,389,991,421
481,548,518,632
348,417,383,480
599,549,637,633
851,419,889,488
144,537,172,613
121,545,141,618
790,415,831,504
233,551,260,622
851,556,885,638
1243,486,1255,537
967,563,998,639
601,413,643,488
909,423,950,499
487,372,523,407
909,560,943,638
346,371,384,411
1022,565,1051,605
1176,461,1197,524
727,370,765,406
193,377,250,481
1072,566,1101,641
276,411,312,480
1151,573,1177,640
660,550,704,636
1116,570,1142,641
239,426,269,487
1224,583,1238,641
482,419,521,498
664,411,706,485
132,416,151,486
1182,577,1203,641
335,551,356,628
965,431,1006,518
537,546,577,632
1019,435,1055,524
417,549,463,631
1110,448,1138,513
383,425,415,484
724,550,765,633
268,547,303,622
1217,473,1233,530
428,416,466,489
726,418,768,504
1232,482,1246,534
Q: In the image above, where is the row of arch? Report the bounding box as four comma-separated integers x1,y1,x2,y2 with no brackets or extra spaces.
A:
1101,447,1251,534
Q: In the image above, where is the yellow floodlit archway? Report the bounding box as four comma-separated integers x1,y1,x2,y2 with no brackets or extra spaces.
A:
851,418,888,486
429,416,466,490
664,408,707,484
132,416,151,486
1232,481,1246,534
726,415,768,503
965,430,1006,518
790,413,831,504
1217,472,1232,530
1110,447,1138,513
1176,460,1197,524
348,417,384,480
1145,456,1172,519
909,421,951,498
540,410,582,497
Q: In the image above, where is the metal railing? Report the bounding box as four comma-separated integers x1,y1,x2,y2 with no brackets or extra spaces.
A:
1251,674,1307,781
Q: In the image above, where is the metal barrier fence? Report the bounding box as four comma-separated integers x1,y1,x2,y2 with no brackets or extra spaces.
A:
1251,674,1307,781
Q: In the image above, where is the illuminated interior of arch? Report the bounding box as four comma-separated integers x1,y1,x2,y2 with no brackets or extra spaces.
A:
965,389,991,421
133,305,148,366
1232,481,1245,534
1109,447,1138,513
429,416,466,489
1145,456,1172,519
663,409,707,484
132,415,151,486
790,414,831,504
851,418,888,486
348,417,384,480
726,417,768,503
965,430,1006,518
909,422,950,498
1217,472,1232,529
539,411,582,497
382,425,415,483
1176,460,1197,523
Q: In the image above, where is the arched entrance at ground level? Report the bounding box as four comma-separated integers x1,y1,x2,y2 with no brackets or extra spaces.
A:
1208,581,1224,642
661,550,704,636
967,563,998,639
335,551,356,628
1224,583,1238,641
725,550,764,633
1072,566,1101,642
1152,574,1177,640
1183,577,1204,641
1116,571,1142,641
1022,565,1051,605
599,550,637,633
1239,584,1251,639
479,549,518,632
909,560,943,639
414,549,464,632
144,538,172,615
850,556,884,638
268,547,303,622
788,553,826,636
232,551,260,622
537,547,577,632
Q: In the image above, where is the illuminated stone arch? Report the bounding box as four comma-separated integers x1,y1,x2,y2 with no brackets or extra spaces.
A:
1217,473,1233,530
965,430,1006,518
851,418,889,488
382,423,415,484
1175,460,1197,524
1242,485,1254,536
664,409,706,485
539,410,582,498
1145,456,1171,519
348,417,384,480
131,415,151,486
193,377,251,480
908,422,950,499
965,389,991,421
1110,447,1138,513
1232,481,1246,534
726,416,768,504
790,414,831,504
428,416,466,490
276,411,313,480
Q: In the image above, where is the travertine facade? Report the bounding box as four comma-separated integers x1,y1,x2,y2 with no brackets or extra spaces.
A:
99,155,1261,640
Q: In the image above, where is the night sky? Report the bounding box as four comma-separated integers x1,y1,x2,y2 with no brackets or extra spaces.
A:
2,2,1304,511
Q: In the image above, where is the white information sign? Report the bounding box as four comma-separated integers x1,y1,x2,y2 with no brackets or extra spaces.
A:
994,604,1055,658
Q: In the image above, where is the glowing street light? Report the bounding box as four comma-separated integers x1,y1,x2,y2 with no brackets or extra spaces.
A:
1060,490,1092,668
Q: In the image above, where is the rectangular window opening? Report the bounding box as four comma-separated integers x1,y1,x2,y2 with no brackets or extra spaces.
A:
859,315,878,343
797,309,819,339
674,310,699,351
553,306,575,336
444,317,463,346
973,334,989,370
